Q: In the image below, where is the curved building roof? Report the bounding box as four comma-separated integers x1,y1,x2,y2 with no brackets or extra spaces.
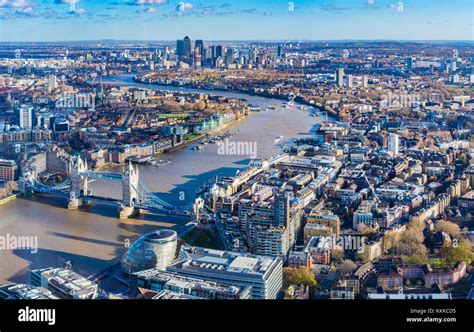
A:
121,230,177,274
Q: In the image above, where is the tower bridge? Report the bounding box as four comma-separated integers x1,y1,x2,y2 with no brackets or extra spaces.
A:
20,156,189,219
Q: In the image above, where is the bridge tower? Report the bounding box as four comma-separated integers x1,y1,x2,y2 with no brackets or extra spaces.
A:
193,197,205,222
119,162,139,219
18,172,33,194
68,156,88,209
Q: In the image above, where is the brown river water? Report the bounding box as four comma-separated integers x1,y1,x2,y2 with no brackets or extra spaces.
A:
0,74,329,283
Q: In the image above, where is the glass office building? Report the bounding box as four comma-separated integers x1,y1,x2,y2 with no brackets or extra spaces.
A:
121,230,178,274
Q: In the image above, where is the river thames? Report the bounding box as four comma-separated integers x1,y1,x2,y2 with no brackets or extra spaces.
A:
0,74,329,284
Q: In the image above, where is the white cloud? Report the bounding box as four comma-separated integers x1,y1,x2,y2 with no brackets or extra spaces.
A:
0,0,38,8
15,6,36,15
134,0,167,5
136,7,157,13
55,0,80,3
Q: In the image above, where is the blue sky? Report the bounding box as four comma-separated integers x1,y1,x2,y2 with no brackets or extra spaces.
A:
0,0,473,41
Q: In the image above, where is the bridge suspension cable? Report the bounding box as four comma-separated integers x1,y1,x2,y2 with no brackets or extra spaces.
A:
27,177,70,196
132,180,175,210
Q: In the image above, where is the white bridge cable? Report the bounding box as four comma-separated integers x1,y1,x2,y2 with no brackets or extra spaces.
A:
132,181,175,210
27,177,70,195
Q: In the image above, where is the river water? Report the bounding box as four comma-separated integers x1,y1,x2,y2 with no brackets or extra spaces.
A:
0,74,328,284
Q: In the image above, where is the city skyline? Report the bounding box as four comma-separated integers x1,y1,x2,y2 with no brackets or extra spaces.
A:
0,0,473,42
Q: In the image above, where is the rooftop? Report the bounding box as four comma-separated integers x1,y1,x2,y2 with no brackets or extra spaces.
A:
168,245,281,277
32,267,97,298
0,284,58,300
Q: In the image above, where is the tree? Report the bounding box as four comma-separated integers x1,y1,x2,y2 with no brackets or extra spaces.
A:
434,220,461,239
357,250,370,264
407,219,424,233
194,100,206,111
439,240,474,268
331,248,344,263
339,260,357,276
404,227,425,244
458,154,468,166
283,267,318,290
405,244,429,264
162,101,180,112
391,222,429,264
357,223,377,236
383,231,400,252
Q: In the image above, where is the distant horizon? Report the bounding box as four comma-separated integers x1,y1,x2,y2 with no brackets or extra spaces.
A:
1,39,473,44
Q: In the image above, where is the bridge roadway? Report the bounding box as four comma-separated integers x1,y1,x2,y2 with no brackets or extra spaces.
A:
25,185,192,217
23,166,192,218
79,171,122,181
83,195,191,217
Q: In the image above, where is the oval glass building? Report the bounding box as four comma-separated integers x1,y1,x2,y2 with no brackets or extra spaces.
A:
121,230,178,274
